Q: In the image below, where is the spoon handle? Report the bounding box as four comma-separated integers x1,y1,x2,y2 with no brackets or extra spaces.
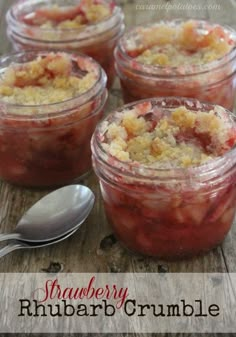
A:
0,233,21,242
0,243,23,258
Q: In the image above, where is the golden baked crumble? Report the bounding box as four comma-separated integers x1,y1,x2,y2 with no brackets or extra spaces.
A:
0,53,96,106
103,106,235,168
134,21,233,67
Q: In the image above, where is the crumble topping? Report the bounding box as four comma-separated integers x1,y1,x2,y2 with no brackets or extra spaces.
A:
129,21,234,66
102,105,236,168
21,0,114,29
0,53,97,106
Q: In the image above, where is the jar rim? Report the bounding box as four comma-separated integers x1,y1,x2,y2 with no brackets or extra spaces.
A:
115,19,236,78
7,0,123,42
92,96,236,183
0,50,107,120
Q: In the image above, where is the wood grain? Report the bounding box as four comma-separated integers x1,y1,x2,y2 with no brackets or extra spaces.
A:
0,0,235,335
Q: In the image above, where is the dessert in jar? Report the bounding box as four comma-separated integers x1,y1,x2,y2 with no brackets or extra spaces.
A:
91,97,236,259
0,51,107,187
115,20,236,109
6,0,124,88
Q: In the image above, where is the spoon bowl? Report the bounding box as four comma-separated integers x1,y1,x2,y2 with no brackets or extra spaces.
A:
0,185,95,243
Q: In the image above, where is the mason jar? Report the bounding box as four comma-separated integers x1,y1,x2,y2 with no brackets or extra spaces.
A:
0,51,107,187
114,20,236,109
91,97,236,259
6,0,124,88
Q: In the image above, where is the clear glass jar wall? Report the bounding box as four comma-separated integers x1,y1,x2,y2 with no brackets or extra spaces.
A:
0,51,107,187
91,97,236,259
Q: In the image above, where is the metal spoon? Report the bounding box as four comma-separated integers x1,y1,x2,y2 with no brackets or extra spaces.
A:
0,185,95,243
0,227,79,258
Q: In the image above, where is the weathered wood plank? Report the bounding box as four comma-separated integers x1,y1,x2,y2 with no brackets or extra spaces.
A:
0,0,15,55
207,0,236,26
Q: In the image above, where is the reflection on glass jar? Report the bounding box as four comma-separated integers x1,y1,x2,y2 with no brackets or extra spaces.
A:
91,97,236,260
115,20,236,109
0,51,107,187
6,0,124,88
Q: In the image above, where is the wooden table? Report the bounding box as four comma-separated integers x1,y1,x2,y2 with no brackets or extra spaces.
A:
0,0,236,336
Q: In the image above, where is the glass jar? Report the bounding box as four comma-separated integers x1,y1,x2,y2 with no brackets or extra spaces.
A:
6,0,125,88
114,20,236,109
0,51,107,187
91,97,236,260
